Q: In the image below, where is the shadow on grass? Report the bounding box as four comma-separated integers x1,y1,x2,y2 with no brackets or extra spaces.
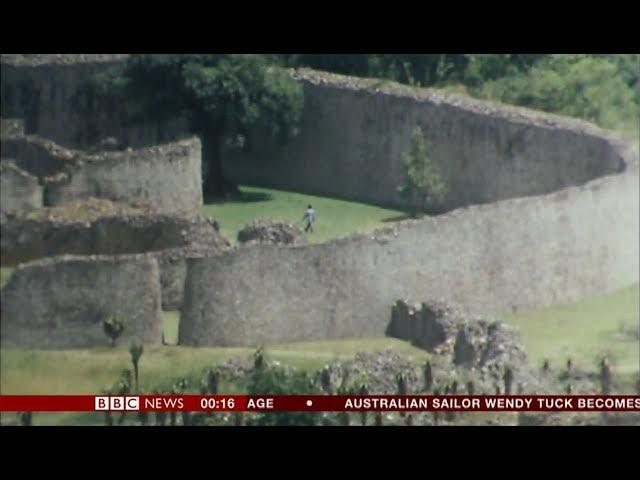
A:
381,214,413,223
204,189,274,205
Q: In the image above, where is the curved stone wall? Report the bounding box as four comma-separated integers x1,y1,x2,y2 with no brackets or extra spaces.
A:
179,168,639,346
44,137,203,213
0,254,163,348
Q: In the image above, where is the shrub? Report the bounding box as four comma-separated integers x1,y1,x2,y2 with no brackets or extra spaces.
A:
103,315,125,347
398,125,448,215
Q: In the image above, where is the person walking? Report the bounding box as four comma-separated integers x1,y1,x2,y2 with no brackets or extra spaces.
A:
303,204,316,233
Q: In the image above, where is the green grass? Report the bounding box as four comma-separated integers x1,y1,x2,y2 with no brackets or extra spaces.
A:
163,311,180,345
2,285,637,397
1,268,14,288
1,285,637,425
202,185,407,245
503,284,639,381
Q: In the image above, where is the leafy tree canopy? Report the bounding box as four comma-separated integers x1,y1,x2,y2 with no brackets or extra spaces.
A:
93,54,304,195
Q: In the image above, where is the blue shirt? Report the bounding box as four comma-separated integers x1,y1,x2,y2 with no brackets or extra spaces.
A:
304,208,316,222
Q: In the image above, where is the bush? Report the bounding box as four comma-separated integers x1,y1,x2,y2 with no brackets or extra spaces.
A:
246,362,321,426
103,315,125,347
479,55,638,130
397,126,448,215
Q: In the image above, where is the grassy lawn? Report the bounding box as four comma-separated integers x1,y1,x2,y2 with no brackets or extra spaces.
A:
2,285,637,396
1,284,637,425
201,185,408,245
163,311,180,345
504,284,639,381
0,268,14,288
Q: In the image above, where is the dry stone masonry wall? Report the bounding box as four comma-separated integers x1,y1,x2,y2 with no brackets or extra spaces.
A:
0,205,229,267
2,55,638,350
179,167,639,346
43,137,203,213
1,54,188,149
222,69,635,211
0,161,41,218
0,254,163,348
1,131,79,182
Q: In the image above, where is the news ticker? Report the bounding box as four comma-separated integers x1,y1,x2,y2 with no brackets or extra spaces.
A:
1,395,639,413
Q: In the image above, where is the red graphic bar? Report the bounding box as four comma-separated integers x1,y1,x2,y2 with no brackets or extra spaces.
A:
1,395,639,412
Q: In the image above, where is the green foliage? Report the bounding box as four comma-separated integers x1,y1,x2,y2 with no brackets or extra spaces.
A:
478,55,638,129
129,340,144,364
93,54,303,144
397,126,448,215
102,315,125,347
280,54,638,130
92,54,304,195
129,340,144,392
246,362,321,426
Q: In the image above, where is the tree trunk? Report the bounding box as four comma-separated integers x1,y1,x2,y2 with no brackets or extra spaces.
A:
201,132,238,199
134,362,139,393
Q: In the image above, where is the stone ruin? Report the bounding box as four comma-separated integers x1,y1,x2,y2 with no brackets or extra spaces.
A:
237,218,307,246
388,299,535,387
0,54,638,351
1,254,164,348
0,160,40,220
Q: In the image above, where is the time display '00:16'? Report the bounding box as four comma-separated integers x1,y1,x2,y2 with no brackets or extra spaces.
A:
200,398,236,409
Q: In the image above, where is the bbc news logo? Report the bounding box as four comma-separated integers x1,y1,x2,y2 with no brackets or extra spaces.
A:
95,396,140,411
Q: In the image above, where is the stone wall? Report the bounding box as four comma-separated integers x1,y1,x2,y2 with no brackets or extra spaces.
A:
0,254,163,348
1,54,188,149
179,168,639,346
0,118,24,137
222,69,635,211
0,161,40,217
0,208,228,267
0,133,78,182
4,57,635,212
155,245,227,310
44,137,203,213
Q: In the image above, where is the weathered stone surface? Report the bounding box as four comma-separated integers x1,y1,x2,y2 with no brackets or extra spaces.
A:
0,200,229,266
223,68,635,211
237,218,307,246
1,55,188,149
0,118,24,137
3,57,635,212
1,54,129,66
154,244,230,310
388,300,465,353
0,254,163,348
44,137,203,213
453,320,528,375
0,161,40,217
180,168,638,346
0,133,79,182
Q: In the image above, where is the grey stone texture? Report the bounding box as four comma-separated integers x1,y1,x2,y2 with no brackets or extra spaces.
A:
180,168,639,346
388,300,463,353
0,207,229,267
1,54,188,149
0,254,163,348
43,137,203,213
3,56,635,213
222,69,635,211
237,218,308,246
0,133,79,182
154,244,230,310
1,118,24,137
0,160,41,217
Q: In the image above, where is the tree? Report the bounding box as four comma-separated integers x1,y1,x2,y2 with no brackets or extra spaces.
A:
129,340,144,392
93,54,304,197
397,126,448,216
103,315,125,348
